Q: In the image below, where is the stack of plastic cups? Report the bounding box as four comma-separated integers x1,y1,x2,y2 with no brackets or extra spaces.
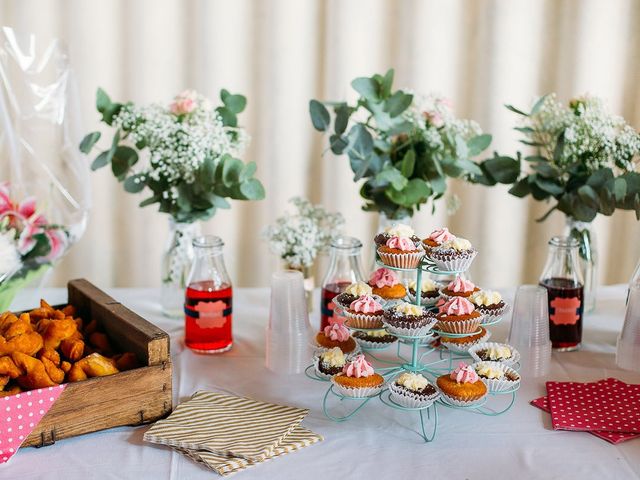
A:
507,285,552,378
266,270,314,374
616,284,640,372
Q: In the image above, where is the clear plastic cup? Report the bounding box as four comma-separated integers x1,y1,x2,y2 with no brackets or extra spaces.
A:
507,285,552,377
616,285,640,372
266,270,313,374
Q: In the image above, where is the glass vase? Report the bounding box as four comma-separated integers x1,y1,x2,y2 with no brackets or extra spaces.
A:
161,219,201,318
565,217,597,313
370,211,412,274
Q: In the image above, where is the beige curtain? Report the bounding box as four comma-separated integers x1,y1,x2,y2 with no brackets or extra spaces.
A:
1,0,639,289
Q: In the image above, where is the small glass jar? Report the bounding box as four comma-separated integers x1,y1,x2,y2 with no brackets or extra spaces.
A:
184,235,233,353
539,236,584,351
319,236,365,331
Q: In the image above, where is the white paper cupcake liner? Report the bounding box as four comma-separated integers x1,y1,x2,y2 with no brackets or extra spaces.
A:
353,335,397,350
438,392,488,408
405,290,441,307
377,247,425,269
477,302,510,324
440,329,492,354
430,249,477,273
438,289,478,303
330,377,385,398
312,341,361,357
468,342,520,368
312,355,342,380
382,317,437,337
344,310,385,329
388,381,440,408
434,316,483,335
471,361,521,393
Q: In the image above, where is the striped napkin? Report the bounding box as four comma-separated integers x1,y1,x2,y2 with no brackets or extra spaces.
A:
144,391,322,476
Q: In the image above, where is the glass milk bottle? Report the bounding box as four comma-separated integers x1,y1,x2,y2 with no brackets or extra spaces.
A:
320,236,365,331
184,236,233,353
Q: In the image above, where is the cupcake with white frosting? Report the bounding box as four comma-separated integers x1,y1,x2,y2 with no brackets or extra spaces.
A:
469,290,509,322
389,372,440,408
382,301,437,336
430,237,477,272
406,277,442,306
472,361,521,392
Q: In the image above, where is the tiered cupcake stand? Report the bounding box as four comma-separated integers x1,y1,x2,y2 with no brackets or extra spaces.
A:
306,255,520,443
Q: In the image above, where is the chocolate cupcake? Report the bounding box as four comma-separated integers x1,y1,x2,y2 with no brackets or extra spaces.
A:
468,342,520,368
313,347,349,379
469,290,509,322
430,237,477,272
352,329,397,350
334,281,373,310
382,301,437,336
472,361,521,393
374,224,421,248
406,277,442,306
389,372,440,408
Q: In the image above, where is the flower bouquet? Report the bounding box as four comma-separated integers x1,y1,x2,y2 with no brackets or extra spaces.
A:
309,69,492,220
80,88,265,316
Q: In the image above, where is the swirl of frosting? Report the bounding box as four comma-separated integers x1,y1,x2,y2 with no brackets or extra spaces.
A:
475,363,504,379
396,372,430,391
441,297,475,316
320,347,346,367
386,236,416,251
324,322,350,342
367,329,390,338
447,277,476,293
369,268,398,288
409,278,438,293
345,281,373,297
428,227,455,244
343,354,375,378
484,345,512,360
350,295,383,314
450,362,479,384
441,237,472,252
384,223,414,238
394,301,424,316
470,290,502,306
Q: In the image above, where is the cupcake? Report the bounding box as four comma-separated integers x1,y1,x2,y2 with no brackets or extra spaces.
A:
315,318,358,354
436,362,488,405
313,347,349,379
422,227,456,255
332,354,385,398
344,294,385,329
406,277,442,306
389,372,440,408
439,326,491,354
469,290,508,322
435,297,483,335
440,276,479,300
334,281,373,310
352,329,397,350
472,361,521,393
382,301,437,336
375,224,425,269
469,342,520,367
430,237,477,272
368,268,406,300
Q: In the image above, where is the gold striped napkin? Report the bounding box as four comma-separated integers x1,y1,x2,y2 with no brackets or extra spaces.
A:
144,391,322,475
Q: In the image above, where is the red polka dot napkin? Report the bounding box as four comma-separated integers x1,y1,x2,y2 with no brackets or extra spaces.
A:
546,379,640,433
0,385,66,464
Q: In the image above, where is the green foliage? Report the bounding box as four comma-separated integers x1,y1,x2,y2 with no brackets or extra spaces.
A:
309,69,491,219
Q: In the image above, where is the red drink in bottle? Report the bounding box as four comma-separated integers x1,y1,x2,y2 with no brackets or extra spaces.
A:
320,281,351,330
540,277,583,350
185,281,233,353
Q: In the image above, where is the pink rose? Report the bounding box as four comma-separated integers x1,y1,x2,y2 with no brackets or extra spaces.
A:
170,90,197,115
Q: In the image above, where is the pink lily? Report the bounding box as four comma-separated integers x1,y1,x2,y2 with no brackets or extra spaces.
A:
43,229,66,261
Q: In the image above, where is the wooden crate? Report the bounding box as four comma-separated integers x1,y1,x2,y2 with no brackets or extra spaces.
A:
21,279,172,447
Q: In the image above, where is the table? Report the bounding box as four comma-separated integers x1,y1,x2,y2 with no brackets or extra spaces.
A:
4,286,640,479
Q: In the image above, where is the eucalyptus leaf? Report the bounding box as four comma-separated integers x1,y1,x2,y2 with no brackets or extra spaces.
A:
351,77,379,100
309,100,330,132
385,91,413,117
221,89,247,114
400,150,415,177
467,134,492,156
79,132,101,154
123,174,146,193
482,156,520,184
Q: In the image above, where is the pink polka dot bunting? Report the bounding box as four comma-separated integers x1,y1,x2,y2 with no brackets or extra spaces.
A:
544,378,640,436
0,384,66,464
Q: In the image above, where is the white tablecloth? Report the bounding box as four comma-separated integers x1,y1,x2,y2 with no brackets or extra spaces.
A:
4,286,640,479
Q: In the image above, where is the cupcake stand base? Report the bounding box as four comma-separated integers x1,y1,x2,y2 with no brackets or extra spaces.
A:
305,257,519,443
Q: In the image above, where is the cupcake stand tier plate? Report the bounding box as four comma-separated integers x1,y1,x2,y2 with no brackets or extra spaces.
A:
305,254,518,443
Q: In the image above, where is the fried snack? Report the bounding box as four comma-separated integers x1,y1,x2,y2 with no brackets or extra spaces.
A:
38,347,61,366
89,332,113,355
68,353,119,383
114,352,138,371
0,385,21,397
40,318,78,350
83,319,98,337
0,375,9,390
60,361,71,373
60,337,85,362
61,305,76,317
0,313,34,339
12,352,58,389
0,331,44,356
0,356,22,378
41,356,65,384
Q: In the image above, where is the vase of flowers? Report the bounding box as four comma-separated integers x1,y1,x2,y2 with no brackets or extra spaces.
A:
0,182,68,310
476,94,640,311
263,197,344,311
80,88,265,317
309,68,491,219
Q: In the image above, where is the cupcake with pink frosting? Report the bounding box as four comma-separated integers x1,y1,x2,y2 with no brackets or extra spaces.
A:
368,268,406,300
315,317,358,354
436,362,488,405
375,224,425,269
344,294,385,329
440,276,480,300
422,227,456,256
331,354,385,398
435,297,483,335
